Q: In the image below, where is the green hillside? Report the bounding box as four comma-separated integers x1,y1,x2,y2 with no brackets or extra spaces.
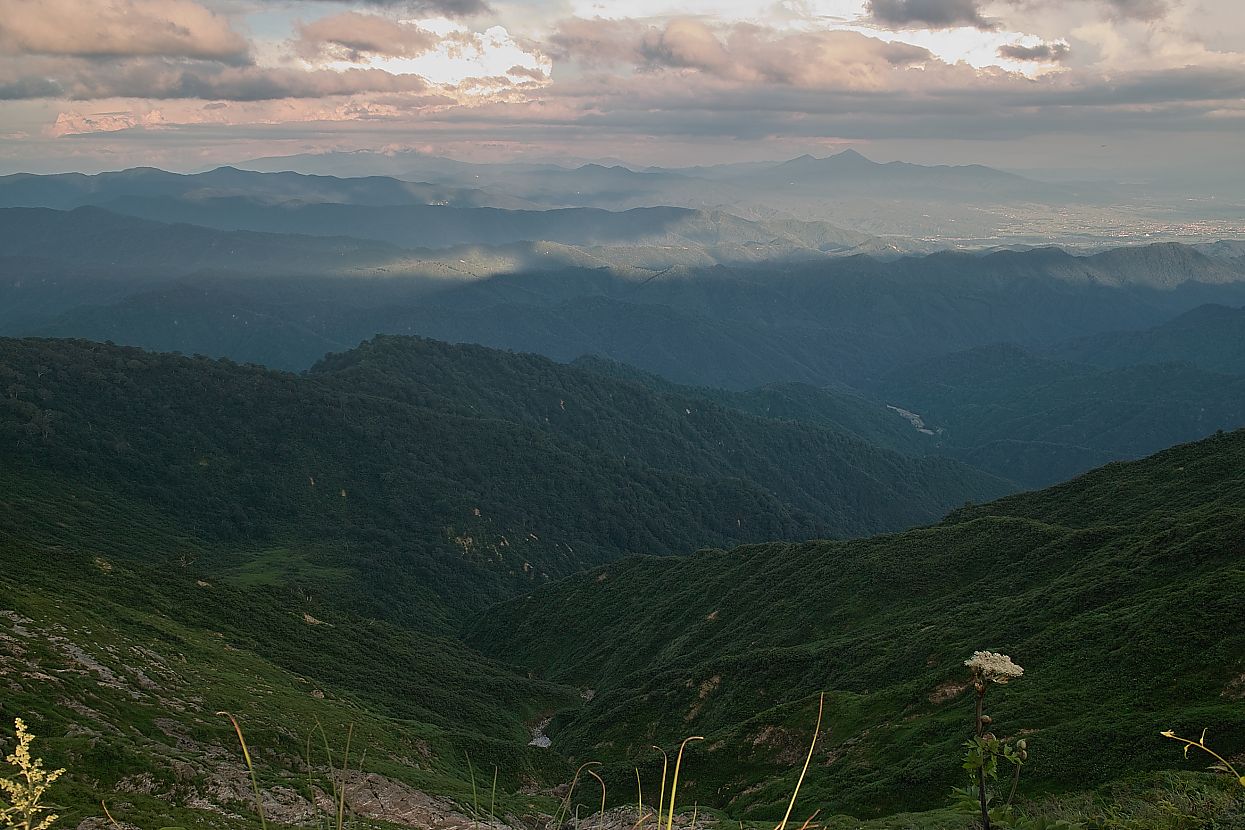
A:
468,429,1245,818
0,333,1002,826
3,335,1242,828
570,354,933,456
0,337,1007,598
310,337,1002,534
0,467,575,829
0,332,1013,827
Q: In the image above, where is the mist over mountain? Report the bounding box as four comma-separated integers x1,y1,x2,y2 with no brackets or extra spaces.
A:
6,176,1245,498
234,149,1242,246
9,203,1243,385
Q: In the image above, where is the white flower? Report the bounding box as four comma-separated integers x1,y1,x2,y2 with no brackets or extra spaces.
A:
964,651,1024,684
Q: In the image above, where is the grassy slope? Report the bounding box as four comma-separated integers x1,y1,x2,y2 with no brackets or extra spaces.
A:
0,468,574,829
468,430,1245,818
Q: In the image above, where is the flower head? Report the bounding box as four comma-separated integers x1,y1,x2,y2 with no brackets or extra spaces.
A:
964,651,1024,684
1,717,65,830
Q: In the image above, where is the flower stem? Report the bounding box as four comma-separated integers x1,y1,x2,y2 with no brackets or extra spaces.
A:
974,686,991,830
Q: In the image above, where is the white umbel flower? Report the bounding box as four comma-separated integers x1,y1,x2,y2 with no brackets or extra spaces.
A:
964,651,1024,684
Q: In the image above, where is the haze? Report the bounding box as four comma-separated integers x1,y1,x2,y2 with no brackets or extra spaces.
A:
0,0,1242,190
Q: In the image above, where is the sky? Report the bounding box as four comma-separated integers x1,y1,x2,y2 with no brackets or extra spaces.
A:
0,0,1242,176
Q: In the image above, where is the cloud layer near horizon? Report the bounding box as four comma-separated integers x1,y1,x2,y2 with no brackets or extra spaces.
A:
0,0,1242,171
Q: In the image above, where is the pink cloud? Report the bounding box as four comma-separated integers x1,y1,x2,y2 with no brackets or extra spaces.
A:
0,0,248,60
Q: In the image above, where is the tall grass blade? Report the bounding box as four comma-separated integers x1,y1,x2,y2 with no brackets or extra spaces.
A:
466,751,479,825
552,762,601,830
774,693,824,830
587,768,607,830
490,765,499,822
652,746,668,830
336,723,353,830
666,737,703,830
217,711,267,830
635,766,643,824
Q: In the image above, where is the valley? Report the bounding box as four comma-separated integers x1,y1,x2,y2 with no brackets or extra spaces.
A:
1,157,1244,830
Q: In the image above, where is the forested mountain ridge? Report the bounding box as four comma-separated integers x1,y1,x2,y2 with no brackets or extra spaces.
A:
0,166,539,210
1047,302,1245,375
870,342,1245,485
310,336,1007,531
568,354,933,456
468,428,1245,818
0,335,1007,618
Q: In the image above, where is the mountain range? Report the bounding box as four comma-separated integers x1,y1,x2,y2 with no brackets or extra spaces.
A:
2,153,1245,828
235,148,1238,245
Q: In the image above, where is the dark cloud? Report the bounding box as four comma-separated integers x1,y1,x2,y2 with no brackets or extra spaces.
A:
414,74,1245,148
549,19,932,88
292,12,441,63
867,0,996,30
546,18,650,65
0,75,62,99
1102,0,1168,20
998,41,1070,62
506,64,547,81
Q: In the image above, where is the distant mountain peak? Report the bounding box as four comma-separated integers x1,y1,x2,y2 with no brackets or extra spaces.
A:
777,149,876,171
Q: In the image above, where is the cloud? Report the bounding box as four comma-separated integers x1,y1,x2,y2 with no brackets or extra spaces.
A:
5,0,1241,169
867,0,996,30
639,19,734,75
293,12,441,63
545,18,650,66
506,64,547,81
1102,0,1168,20
550,19,932,89
0,76,62,98
0,0,248,60
48,110,168,135
259,0,491,18
0,56,434,100
998,40,1070,62
46,97,440,136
